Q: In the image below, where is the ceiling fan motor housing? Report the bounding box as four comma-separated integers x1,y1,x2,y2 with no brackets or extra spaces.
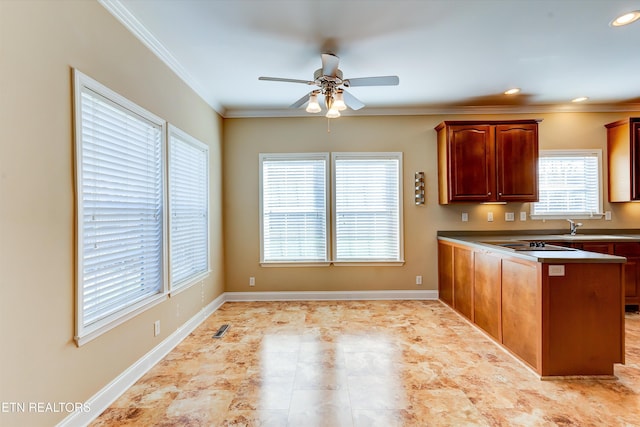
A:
314,68,343,85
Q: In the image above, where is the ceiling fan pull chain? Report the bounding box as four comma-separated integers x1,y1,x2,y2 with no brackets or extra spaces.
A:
327,117,331,133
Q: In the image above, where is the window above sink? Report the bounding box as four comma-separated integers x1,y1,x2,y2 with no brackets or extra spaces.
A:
530,149,603,220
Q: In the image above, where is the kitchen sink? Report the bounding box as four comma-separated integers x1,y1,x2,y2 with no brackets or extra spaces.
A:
513,245,576,251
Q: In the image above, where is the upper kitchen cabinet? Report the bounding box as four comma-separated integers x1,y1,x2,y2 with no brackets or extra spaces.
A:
605,117,640,202
435,120,540,204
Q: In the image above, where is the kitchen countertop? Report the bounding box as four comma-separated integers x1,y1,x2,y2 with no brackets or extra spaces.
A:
437,230,640,264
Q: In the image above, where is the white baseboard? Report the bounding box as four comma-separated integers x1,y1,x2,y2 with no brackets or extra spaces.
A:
225,289,438,302
57,293,225,427
58,289,437,426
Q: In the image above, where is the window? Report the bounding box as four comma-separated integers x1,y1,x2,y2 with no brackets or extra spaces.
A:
333,153,403,262
74,70,166,345
259,152,403,265
531,150,603,219
260,153,329,264
168,125,209,291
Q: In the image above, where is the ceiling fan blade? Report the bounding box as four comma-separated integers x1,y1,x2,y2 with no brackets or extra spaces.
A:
321,53,340,77
342,90,365,110
259,76,314,85
344,76,399,87
289,91,313,109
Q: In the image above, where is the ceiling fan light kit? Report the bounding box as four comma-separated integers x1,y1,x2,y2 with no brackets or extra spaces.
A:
305,92,321,113
259,53,399,119
334,90,347,111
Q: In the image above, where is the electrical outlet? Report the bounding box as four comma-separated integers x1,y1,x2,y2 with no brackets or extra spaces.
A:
461,212,468,222
505,212,515,222
154,320,160,337
249,276,255,286
520,211,527,221
605,211,612,220
487,212,494,222
416,275,422,285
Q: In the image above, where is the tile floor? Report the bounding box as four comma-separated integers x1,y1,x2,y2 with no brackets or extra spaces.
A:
91,301,640,426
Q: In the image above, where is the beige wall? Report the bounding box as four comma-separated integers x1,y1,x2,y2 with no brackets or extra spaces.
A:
0,2,224,426
223,112,640,293
1,1,639,426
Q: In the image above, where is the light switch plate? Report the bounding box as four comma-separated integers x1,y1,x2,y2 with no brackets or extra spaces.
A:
520,212,527,221
549,265,565,276
505,212,515,222
461,212,468,222
605,211,612,220
487,212,494,222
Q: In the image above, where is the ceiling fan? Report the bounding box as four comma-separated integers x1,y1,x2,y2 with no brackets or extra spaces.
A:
258,53,399,118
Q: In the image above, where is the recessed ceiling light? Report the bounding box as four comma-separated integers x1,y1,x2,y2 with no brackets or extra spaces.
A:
571,96,589,103
504,88,520,95
610,10,640,27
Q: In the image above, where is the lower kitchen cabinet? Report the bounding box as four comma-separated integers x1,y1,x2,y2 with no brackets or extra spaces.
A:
453,246,474,320
473,251,502,340
438,242,454,306
615,243,640,306
549,240,640,307
501,258,541,370
437,238,624,377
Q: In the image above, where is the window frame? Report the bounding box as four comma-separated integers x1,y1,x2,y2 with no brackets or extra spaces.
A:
530,149,604,220
258,151,404,267
168,125,210,294
259,152,331,267
73,69,168,346
331,152,404,266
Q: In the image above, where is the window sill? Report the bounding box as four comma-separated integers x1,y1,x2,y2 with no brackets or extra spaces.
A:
332,260,405,267
75,292,168,347
169,270,211,296
260,260,405,267
261,262,332,268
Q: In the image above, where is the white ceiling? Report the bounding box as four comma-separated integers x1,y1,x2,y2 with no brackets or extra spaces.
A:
105,0,640,117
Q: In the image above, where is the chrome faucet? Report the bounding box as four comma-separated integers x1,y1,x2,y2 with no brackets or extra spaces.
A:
567,219,583,236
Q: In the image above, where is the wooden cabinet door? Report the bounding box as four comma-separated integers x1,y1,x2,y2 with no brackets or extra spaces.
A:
474,252,502,340
501,258,540,370
438,241,454,306
448,125,494,202
453,246,474,320
623,257,640,305
614,242,640,305
495,124,538,202
581,242,613,255
606,118,640,202
633,120,640,200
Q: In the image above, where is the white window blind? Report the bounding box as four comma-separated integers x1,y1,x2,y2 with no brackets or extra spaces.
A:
168,126,209,290
333,153,403,262
531,150,602,219
74,70,166,344
260,153,329,263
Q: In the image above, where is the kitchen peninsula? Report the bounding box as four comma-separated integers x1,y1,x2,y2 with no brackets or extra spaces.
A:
437,231,634,378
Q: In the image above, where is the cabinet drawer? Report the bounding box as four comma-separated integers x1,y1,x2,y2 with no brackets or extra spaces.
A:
614,242,640,256
581,242,613,254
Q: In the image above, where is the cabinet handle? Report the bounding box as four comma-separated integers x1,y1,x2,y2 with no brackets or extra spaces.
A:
498,192,502,196
488,192,492,196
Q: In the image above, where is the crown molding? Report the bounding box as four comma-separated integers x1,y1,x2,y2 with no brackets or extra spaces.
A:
98,0,223,115
223,103,640,119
